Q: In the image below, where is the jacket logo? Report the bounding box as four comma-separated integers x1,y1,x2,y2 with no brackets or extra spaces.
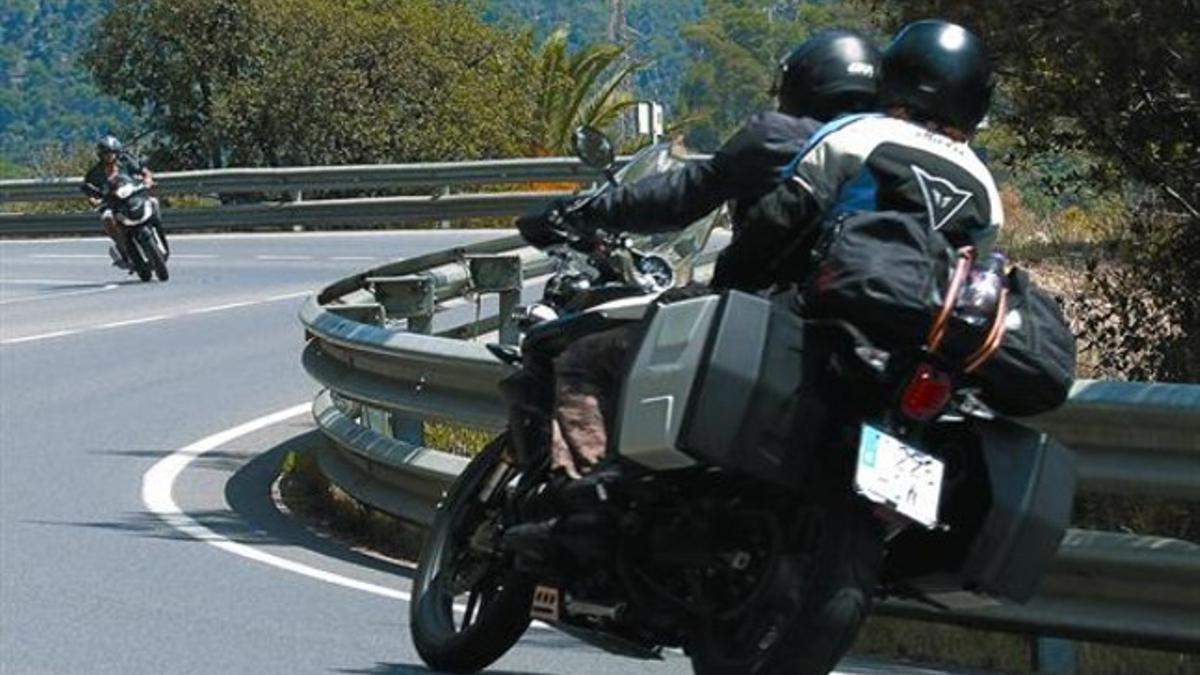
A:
911,165,973,230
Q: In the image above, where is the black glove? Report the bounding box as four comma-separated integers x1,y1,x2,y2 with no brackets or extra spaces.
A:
517,198,572,248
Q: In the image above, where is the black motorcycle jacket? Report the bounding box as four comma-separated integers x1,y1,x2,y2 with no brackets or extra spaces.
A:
581,111,820,290
733,113,1003,289
81,152,147,199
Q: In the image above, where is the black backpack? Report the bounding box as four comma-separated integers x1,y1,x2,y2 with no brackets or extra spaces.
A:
803,211,1076,416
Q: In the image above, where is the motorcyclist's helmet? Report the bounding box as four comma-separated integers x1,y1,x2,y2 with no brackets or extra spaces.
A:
96,135,122,159
878,20,994,132
776,29,881,122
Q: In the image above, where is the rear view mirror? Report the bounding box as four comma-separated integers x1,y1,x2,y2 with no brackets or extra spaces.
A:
571,126,615,171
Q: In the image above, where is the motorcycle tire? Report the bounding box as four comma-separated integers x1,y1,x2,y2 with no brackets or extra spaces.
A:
689,460,885,675
145,230,169,282
126,239,152,282
410,433,535,673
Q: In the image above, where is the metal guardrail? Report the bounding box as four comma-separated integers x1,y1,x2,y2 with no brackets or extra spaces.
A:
299,234,1200,655
0,155,713,234
0,156,658,202
0,157,628,235
0,191,570,235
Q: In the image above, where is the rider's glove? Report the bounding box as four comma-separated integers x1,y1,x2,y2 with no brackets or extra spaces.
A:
517,198,574,248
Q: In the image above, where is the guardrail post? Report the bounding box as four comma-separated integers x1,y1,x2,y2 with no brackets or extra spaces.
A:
1032,637,1078,674
437,185,451,229
362,276,434,447
367,275,435,334
467,254,523,345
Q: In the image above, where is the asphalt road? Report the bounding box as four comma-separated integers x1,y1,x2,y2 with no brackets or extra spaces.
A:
0,231,984,675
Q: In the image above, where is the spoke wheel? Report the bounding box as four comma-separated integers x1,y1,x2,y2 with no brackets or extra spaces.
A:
411,434,535,673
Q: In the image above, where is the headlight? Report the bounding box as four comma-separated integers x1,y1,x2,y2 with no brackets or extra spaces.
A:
635,254,674,290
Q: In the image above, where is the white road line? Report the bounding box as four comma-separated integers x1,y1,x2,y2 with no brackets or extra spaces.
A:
0,291,311,345
1,329,82,344
263,291,312,302
138,407,574,636
256,255,313,261
142,404,410,600
0,278,104,285
28,254,107,259
97,315,171,329
186,301,257,314
0,283,119,306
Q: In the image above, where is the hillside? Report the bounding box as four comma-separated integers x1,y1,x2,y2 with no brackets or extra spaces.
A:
0,0,132,170
0,0,703,170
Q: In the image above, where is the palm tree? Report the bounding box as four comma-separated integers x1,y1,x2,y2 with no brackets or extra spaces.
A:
531,28,643,156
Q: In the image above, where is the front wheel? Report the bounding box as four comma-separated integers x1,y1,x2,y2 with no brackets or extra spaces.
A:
410,433,535,673
126,235,152,282
690,471,885,675
143,227,169,281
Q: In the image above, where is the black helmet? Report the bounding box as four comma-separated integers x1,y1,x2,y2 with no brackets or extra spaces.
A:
96,135,122,158
776,29,880,122
878,20,993,132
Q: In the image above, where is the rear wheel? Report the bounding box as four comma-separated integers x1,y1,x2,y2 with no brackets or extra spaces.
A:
689,463,884,675
410,434,535,673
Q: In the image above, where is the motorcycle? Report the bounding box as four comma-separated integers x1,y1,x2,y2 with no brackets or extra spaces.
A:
409,128,1076,674
93,174,169,282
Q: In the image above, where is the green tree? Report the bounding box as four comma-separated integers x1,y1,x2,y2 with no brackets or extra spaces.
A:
0,0,132,168
83,0,264,169
529,27,642,155
674,0,880,150
84,0,541,169
878,0,1199,379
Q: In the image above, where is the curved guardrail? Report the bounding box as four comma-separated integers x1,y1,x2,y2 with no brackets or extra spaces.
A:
0,156,653,202
300,234,1200,657
0,155,698,235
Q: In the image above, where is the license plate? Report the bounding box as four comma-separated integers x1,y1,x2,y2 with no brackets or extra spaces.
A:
855,424,944,528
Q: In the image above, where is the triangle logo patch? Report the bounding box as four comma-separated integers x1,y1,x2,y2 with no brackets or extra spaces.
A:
912,165,973,230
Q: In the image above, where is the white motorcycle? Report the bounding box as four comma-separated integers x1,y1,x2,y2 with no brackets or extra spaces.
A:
95,174,169,282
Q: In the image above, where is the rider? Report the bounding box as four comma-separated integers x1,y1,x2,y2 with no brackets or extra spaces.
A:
521,28,882,292
516,29,883,482
736,19,1001,289
81,135,157,270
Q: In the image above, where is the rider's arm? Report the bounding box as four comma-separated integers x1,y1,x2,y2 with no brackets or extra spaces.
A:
122,154,154,186
80,164,105,200
583,113,819,236
584,157,728,235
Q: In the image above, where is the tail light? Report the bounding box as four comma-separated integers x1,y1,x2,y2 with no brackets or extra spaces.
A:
899,362,953,421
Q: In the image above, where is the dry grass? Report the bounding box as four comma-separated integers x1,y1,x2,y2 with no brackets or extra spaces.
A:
423,420,494,457
996,186,1126,261
852,617,1198,674
277,438,425,561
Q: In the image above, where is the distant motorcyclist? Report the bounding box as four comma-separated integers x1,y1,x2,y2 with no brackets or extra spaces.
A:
516,29,883,482
81,135,159,271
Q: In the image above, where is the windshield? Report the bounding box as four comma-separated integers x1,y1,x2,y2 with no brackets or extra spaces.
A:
609,143,726,284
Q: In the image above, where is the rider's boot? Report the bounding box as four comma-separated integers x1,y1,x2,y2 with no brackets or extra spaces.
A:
108,245,130,271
